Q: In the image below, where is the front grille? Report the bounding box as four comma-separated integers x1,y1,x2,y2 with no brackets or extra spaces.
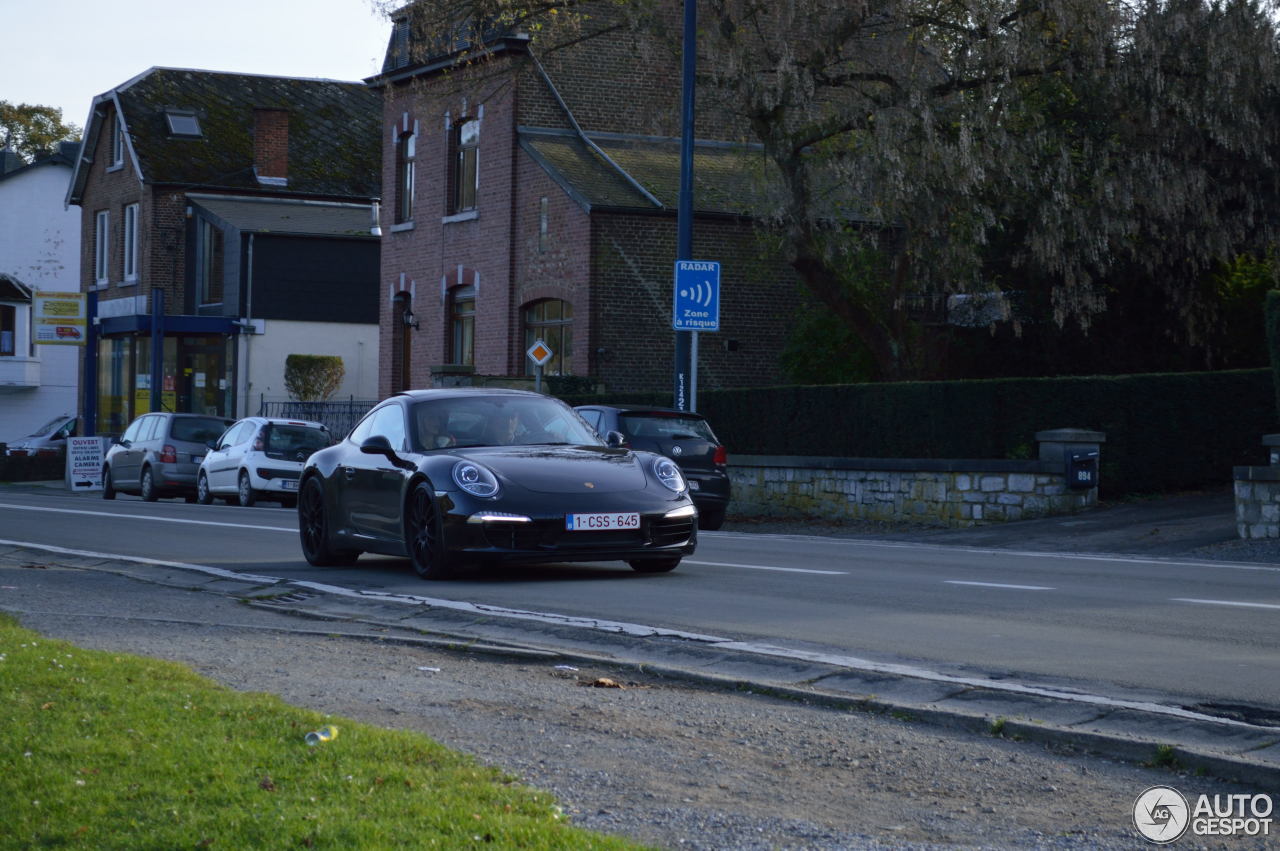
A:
650,516,695,547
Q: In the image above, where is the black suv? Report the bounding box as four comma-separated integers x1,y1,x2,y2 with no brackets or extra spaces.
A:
574,404,730,530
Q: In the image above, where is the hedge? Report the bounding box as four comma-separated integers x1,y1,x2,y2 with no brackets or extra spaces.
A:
560,369,1276,498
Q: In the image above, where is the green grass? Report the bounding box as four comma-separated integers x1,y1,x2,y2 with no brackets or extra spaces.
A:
0,615,643,849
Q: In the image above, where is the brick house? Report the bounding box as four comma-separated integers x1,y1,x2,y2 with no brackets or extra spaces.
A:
66,68,382,435
366,6,801,399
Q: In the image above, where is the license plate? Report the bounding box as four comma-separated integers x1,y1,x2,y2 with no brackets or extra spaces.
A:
687,480,700,490
191,455,204,464
282,480,299,490
566,512,640,531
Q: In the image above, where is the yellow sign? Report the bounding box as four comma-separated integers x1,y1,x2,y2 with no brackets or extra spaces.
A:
34,291,86,346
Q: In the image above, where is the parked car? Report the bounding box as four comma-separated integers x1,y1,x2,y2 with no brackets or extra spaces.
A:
574,404,731,530
6,414,77,457
197,417,332,507
102,412,234,501
297,389,697,579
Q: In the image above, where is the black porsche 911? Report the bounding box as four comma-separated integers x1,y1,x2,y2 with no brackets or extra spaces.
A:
297,388,698,579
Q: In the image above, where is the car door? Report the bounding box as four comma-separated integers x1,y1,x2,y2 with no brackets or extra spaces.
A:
206,422,248,493
114,416,155,486
344,404,411,543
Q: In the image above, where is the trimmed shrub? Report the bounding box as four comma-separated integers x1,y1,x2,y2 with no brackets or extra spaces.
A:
284,355,345,402
560,369,1276,497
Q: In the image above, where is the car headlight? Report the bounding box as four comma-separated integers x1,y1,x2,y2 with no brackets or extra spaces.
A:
653,457,686,493
452,461,500,498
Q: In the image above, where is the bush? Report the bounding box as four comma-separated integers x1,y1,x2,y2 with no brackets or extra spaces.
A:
284,355,345,402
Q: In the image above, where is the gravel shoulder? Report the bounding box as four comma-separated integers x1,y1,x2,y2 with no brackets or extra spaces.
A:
3,550,1272,850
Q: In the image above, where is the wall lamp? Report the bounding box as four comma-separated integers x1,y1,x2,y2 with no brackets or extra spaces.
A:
402,307,420,330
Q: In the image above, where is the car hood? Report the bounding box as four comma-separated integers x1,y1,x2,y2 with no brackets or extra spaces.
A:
450,445,650,494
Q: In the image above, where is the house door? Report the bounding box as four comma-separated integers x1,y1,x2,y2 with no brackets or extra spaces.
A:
392,293,413,392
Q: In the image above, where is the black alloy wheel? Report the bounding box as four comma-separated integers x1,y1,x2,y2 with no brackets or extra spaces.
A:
406,481,455,580
196,472,214,505
102,465,116,500
237,471,257,507
140,467,158,502
298,477,359,566
628,557,682,573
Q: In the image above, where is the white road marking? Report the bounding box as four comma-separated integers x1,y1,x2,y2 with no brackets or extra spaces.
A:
945,580,1055,591
685,559,846,575
0,502,294,532
0,539,283,584
1174,598,1280,611
0,538,1259,731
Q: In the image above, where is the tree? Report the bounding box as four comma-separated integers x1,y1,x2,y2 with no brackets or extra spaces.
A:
284,355,346,402
0,101,80,162
377,0,1280,380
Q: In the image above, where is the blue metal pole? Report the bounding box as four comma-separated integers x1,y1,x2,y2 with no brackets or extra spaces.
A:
150,288,164,412
83,290,98,436
673,0,696,411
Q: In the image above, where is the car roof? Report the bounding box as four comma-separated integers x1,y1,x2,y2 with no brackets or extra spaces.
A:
393,388,550,402
242,416,328,429
575,403,708,419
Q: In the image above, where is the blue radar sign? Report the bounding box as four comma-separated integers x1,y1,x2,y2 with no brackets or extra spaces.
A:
672,260,720,332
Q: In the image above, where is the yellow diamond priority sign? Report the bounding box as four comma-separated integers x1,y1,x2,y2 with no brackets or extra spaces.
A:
526,339,553,367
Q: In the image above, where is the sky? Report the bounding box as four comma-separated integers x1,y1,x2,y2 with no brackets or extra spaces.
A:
1,0,393,130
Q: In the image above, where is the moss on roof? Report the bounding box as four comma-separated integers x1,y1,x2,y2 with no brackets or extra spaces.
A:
118,69,380,199
520,129,774,216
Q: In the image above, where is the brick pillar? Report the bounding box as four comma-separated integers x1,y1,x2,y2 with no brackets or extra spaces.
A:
253,108,289,182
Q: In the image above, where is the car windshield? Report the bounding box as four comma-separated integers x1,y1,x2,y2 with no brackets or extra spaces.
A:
620,413,717,442
265,424,330,454
29,415,71,436
171,417,232,445
410,397,602,451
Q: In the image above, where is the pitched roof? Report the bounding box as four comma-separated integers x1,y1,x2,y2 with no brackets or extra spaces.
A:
519,128,770,216
0,273,33,302
68,68,380,203
189,195,376,238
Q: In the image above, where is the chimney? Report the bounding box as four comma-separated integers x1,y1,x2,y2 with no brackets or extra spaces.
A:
253,108,289,185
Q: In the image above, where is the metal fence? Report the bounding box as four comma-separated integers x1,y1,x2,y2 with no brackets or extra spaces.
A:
257,398,378,439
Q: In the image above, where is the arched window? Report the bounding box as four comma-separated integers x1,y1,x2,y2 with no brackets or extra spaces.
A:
396,131,415,223
449,285,475,366
523,299,573,376
449,117,479,214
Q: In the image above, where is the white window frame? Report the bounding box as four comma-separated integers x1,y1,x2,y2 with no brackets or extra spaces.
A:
111,117,124,168
94,211,109,285
122,203,139,283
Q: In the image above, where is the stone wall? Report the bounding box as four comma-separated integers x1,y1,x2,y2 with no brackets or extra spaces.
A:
730,458,1095,527
1233,434,1280,538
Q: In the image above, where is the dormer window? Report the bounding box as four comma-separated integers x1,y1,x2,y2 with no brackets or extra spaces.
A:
165,110,201,137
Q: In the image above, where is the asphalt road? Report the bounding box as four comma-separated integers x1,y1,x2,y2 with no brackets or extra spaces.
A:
1,482,1277,722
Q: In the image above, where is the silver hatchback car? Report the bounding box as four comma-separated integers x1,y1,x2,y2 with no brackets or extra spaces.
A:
103,412,234,501
197,416,332,507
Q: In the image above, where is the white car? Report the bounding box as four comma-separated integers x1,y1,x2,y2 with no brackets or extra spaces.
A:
197,417,332,507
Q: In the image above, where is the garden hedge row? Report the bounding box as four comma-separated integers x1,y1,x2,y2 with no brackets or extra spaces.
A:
561,369,1276,497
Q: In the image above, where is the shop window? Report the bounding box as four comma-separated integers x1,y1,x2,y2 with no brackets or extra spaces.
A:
449,117,479,214
396,130,415,223
523,298,573,375
449,285,475,366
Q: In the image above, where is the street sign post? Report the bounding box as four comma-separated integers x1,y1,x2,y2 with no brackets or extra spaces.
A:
526,339,553,393
672,260,719,411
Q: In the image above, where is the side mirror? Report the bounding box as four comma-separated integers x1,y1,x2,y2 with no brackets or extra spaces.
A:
206,439,219,450
605,430,627,448
117,438,131,448
361,435,415,469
